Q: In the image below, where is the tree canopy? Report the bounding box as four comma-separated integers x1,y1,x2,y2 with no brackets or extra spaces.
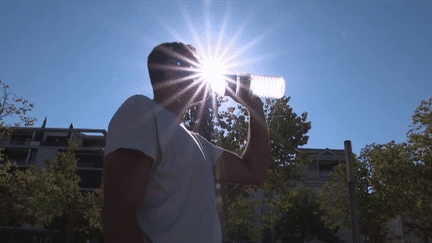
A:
318,96,432,243
182,95,342,242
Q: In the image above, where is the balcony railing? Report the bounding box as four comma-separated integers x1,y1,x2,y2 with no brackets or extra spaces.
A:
320,171,333,180
0,139,104,149
0,140,40,147
0,158,27,165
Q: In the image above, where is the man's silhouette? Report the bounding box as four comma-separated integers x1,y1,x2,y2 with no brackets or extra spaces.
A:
101,42,270,243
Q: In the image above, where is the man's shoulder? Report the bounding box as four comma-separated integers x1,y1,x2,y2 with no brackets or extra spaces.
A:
109,95,155,128
117,94,156,113
123,94,154,106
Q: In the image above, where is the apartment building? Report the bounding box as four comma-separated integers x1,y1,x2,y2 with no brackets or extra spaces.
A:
0,123,106,243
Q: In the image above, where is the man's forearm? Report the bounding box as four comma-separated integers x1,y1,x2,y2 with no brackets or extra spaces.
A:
102,207,147,243
242,103,270,184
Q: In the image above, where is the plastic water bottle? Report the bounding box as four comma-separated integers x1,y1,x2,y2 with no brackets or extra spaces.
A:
223,74,286,99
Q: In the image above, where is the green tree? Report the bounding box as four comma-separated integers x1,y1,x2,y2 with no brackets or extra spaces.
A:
405,97,432,242
0,160,65,242
41,188,103,243
0,79,37,128
0,79,42,241
268,186,341,243
318,97,432,243
0,78,103,241
0,139,103,243
223,194,263,242
360,142,430,242
406,97,432,242
361,97,432,242
0,79,38,160
40,139,103,243
318,152,396,243
261,97,312,194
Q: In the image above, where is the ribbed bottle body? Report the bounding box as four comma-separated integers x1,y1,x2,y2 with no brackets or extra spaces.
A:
223,74,285,99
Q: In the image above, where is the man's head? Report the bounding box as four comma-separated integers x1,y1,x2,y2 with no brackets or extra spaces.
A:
148,42,199,96
147,42,210,116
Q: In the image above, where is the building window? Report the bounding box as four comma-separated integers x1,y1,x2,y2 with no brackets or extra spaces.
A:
28,148,38,165
75,151,103,168
319,161,339,171
82,139,105,148
308,163,318,171
1,148,28,165
45,136,69,146
76,170,103,189
10,134,32,146
321,151,334,156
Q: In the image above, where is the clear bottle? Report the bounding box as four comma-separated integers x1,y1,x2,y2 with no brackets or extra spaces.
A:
223,74,286,99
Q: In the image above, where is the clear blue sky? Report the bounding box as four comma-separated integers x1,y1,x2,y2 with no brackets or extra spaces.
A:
1,1,431,156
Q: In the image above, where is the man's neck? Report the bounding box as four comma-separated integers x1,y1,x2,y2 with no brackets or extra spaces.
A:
153,97,188,122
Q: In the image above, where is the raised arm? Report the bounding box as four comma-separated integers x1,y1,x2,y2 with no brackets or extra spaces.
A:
212,88,270,186
240,97,270,184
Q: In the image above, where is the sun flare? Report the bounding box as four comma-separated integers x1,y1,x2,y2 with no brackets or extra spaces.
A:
198,58,227,96
153,1,285,132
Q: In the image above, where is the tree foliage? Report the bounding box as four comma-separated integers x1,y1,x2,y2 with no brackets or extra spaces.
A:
269,186,341,243
318,152,394,243
0,160,64,242
223,194,263,242
261,97,312,195
319,96,432,243
0,79,37,128
41,139,103,243
183,95,328,242
0,79,43,241
0,79,38,161
0,138,103,243
359,97,432,242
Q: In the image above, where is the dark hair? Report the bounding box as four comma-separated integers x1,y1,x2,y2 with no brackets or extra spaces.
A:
147,42,199,90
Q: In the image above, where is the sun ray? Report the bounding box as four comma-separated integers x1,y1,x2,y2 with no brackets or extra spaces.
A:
153,76,210,146
155,45,201,68
157,18,187,43
147,63,200,82
218,7,258,62
180,3,206,64
157,75,208,110
224,51,289,71
218,21,247,63
204,1,212,59
223,20,284,64
186,78,210,107
154,72,201,89
190,85,213,133
155,2,287,143
214,3,232,59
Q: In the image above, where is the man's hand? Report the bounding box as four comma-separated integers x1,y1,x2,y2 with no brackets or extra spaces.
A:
226,76,263,111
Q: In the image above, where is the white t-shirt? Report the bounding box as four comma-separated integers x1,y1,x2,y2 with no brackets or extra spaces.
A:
104,94,223,243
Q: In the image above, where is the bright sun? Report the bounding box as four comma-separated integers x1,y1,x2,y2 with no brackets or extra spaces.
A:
199,58,227,96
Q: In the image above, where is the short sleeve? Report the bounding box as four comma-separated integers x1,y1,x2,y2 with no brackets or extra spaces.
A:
104,95,158,164
193,133,223,166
